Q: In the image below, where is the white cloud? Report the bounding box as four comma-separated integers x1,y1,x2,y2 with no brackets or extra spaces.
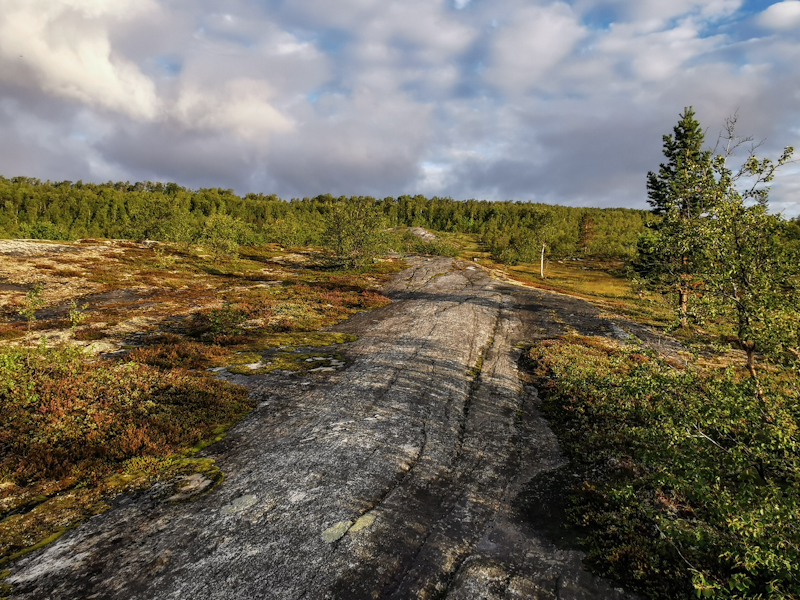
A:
485,3,586,94
757,0,800,30
174,79,293,142
0,0,799,215
597,19,722,82
698,0,743,19
0,0,160,120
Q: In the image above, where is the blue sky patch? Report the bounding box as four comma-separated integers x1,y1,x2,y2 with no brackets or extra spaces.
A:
582,5,617,30
155,56,182,76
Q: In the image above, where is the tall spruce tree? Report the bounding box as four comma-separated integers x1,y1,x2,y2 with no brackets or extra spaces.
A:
636,107,716,327
646,107,713,217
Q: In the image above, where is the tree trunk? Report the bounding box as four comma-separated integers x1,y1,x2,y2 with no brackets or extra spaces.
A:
742,340,757,380
540,243,546,279
679,288,688,328
739,339,765,397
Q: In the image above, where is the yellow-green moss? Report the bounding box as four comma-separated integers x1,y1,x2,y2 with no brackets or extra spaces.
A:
349,513,376,533
0,568,13,598
0,528,68,568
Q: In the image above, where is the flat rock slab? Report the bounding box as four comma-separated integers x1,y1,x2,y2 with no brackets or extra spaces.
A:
6,258,644,600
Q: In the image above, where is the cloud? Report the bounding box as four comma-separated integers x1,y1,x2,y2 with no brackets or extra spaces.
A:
598,21,724,82
757,0,800,30
485,3,587,94
0,0,161,120
265,87,433,197
0,0,799,216
174,79,293,142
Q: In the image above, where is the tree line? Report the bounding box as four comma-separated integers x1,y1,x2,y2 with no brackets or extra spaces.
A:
0,177,649,260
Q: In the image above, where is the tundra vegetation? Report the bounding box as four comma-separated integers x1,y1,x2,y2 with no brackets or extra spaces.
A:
0,239,400,573
1,108,799,598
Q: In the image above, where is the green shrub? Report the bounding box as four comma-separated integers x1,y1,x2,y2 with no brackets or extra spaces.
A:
531,337,800,599
19,221,71,241
392,231,460,257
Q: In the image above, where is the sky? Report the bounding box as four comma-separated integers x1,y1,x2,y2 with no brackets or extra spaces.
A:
0,0,799,215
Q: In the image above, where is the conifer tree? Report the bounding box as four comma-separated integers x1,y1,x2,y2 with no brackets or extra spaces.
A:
646,107,713,217
636,107,717,327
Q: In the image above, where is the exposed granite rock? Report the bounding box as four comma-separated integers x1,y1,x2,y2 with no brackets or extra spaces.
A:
6,257,647,599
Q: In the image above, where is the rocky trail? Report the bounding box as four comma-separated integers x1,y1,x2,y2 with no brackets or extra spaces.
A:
6,257,671,599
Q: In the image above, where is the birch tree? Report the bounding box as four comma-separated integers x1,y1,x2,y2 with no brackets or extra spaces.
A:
696,122,798,378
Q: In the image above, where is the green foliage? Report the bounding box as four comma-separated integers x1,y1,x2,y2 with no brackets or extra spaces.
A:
0,177,651,262
205,303,249,336
531,337,800,600
696,182,800,374
646,107,714,217
484,219,547,265
578,213,596,254
128,193,196,242
322,197,387,268
19,221,71,241
635,110,798,375
199,213,251,260
635,107,718,326
632,216,700,326
390,230,460,257
68,300,88,337
265,218,304,248
18,284,45,352
17,284,44,327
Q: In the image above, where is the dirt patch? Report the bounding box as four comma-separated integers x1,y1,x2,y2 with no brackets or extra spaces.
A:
0,283,31,293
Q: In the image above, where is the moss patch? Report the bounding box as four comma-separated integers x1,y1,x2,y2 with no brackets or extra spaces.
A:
258,332,357,348
322,521,352,543
349,513,376,533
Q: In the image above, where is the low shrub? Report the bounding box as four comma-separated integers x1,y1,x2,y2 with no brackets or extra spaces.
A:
128,337,229,369
0,344,254,562
530,337,800,599
0,345,253,487
392,230,460,257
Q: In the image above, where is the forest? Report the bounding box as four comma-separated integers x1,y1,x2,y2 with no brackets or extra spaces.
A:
0,176,651,261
